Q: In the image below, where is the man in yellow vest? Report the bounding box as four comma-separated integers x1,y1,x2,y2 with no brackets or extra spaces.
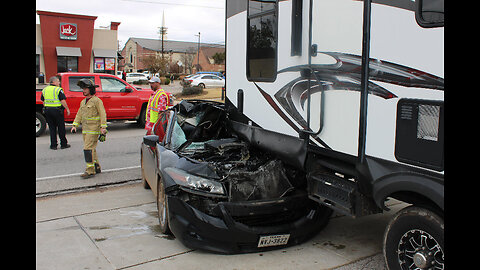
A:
41,76,71,150
145,76,169,132
70,79,107,179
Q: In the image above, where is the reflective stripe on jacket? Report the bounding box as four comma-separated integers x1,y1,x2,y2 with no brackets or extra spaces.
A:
72,95,107,133
42,85,62,107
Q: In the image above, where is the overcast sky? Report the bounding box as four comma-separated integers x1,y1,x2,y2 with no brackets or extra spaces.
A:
35,0,226,50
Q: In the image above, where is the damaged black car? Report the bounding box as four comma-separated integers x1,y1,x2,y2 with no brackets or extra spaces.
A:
140,100,332,254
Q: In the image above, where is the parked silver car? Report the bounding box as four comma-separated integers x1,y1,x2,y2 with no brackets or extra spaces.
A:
126,72,149,83
187,74,225,89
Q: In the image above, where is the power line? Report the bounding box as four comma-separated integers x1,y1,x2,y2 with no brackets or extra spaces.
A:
120,0,224,9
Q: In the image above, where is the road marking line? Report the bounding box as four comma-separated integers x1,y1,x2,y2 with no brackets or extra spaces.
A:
36,165,141,181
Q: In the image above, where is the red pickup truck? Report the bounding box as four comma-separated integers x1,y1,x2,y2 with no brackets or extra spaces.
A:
36,72,170,137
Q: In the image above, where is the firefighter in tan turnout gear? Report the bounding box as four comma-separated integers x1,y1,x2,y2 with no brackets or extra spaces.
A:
70,79,107,179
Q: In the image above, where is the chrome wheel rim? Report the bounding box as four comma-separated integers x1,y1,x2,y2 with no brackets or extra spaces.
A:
36,117,41,133
397,229,444,270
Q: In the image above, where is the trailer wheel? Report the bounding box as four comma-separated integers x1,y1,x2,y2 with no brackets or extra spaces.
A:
383,206,444,270
36,112,47,137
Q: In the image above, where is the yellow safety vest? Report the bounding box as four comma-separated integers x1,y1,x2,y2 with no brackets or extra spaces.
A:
42,85,63,107
146,89,169,124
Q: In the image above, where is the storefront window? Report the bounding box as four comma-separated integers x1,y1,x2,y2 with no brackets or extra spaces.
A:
57,56,78,73
94,57,115,75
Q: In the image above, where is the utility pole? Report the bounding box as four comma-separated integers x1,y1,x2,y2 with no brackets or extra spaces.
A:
159,11,168,60
195,32,200,71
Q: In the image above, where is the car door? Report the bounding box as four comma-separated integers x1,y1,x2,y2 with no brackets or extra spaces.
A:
211,75,224,87
98,76,138,118
202,75,215,88
142,110,174,195
64,75,95,121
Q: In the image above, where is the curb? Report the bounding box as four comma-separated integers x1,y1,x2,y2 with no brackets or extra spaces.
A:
36,166,142,198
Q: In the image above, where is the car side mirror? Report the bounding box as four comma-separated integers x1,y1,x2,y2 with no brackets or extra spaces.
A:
143,135,159,147
121,86,133,93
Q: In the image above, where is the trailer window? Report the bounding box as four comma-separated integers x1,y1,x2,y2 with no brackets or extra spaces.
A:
247,0,277,82
291,0,302,56
415,0,444,28
395,99,444,171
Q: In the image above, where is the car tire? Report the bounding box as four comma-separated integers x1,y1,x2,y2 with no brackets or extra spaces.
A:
36,112,47,137
137,106,147,127
198,83,205,89
157,176,172,235
313,204,333,232
140,151,150,189
383,206,444,270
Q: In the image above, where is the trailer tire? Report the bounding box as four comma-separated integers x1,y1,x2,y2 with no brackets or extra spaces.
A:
383,206,444,270
36,112,47,137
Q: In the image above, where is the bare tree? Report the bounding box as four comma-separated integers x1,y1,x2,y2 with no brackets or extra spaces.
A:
180,48,196,74
141,54,169,76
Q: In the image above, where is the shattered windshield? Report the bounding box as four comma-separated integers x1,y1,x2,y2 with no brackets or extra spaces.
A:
170,120,187,150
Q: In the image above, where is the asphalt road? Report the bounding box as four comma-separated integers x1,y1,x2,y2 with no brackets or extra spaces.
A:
36,80,186,180
36,121,146,180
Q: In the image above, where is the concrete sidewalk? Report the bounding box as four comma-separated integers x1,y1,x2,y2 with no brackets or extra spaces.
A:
36,182,405,270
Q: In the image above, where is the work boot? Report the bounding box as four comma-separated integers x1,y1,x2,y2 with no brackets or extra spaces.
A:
61,144,71,149
80,172,95,179
95,163,102,174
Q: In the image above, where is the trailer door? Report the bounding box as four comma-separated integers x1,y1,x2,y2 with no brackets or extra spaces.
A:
304,0,365,156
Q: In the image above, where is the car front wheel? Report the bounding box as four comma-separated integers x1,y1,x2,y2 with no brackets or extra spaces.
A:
157,176,172,235
140,150,150,189
383,206,444,270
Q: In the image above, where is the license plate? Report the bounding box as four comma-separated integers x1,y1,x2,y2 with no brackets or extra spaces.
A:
257,234,290,248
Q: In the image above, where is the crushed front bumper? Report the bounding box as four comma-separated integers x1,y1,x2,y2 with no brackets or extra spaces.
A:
167,191,330,254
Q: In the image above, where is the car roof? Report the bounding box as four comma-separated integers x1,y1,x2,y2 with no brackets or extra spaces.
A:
199,74,222,78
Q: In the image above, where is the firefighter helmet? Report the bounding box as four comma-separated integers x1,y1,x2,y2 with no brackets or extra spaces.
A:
77,79,99,94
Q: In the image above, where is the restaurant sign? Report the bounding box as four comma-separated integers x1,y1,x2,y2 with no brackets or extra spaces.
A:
59,23,77,40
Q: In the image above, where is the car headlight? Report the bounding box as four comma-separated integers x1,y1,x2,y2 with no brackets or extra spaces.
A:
164,167,225,195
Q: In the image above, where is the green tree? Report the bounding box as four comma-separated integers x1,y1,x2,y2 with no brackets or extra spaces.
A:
212,52,226,65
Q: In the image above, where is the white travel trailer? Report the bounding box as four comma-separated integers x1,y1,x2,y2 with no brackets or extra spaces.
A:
225,0,443,269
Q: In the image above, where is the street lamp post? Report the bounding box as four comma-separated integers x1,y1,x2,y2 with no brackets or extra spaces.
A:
195,32,200,71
